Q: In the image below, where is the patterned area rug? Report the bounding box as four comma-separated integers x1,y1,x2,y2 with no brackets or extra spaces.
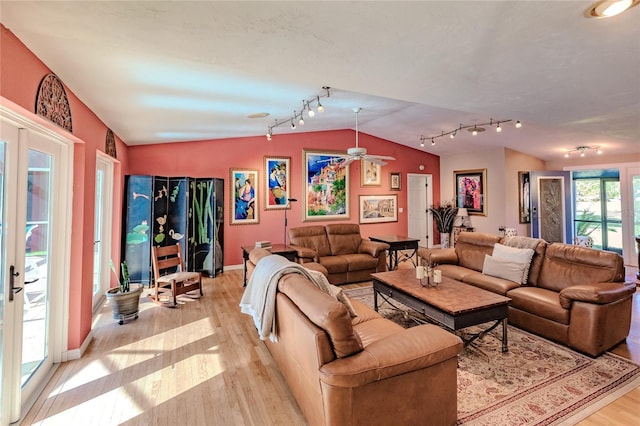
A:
344,286,640,425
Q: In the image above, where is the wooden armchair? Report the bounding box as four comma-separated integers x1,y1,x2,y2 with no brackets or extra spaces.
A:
151,243,202,307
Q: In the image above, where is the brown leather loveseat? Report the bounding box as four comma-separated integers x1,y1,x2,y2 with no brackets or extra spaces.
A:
288,223,389,285
418,232,636,357
249,248,463,426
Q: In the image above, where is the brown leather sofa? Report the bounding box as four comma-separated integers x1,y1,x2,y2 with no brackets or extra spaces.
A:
418,232,636,357
288,224,389,285
249,248,463,426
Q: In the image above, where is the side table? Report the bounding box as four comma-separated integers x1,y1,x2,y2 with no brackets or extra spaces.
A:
241,244,297,286
369,235,420,270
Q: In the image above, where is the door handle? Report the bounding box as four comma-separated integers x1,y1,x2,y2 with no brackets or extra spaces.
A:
9,265,23,302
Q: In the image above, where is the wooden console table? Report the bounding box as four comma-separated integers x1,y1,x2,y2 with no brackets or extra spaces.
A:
241,244,297,286
369,235,420,271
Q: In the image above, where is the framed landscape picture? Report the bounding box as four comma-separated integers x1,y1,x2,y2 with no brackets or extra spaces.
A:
230,168,259,225
303,149,349,221
264,156,290,210
454,168,487,216
359,194,398,223
361,159,381,186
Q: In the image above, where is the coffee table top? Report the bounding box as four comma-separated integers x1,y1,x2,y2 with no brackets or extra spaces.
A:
372,269,510,315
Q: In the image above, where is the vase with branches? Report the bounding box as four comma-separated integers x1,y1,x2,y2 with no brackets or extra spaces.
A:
429,200,458,248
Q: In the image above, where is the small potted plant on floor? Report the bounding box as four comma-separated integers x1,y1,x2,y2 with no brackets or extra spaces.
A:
106,260,143,325
429,200,458,248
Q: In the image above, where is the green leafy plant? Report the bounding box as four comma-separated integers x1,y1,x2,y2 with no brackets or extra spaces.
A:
110,260,131,293
429,200,458,234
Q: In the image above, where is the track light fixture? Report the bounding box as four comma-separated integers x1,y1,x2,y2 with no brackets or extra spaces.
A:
265,87,330,140
564,146,602,158
419,118,521,148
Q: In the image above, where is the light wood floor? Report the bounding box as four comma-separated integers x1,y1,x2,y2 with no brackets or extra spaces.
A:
21,270,640,425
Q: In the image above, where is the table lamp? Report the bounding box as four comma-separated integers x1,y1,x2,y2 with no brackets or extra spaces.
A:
457,208,469,228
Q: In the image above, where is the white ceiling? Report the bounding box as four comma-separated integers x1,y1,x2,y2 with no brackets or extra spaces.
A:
1,1,639,161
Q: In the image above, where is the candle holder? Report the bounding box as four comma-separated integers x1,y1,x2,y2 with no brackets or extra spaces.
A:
417,253,440,288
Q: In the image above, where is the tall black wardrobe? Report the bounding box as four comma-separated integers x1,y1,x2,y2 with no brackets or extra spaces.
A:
122,175,224,285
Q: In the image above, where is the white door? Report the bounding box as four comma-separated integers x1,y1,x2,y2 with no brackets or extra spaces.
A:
0,112,71,424
407,174,433,247
626,166,640,271
93,155,114,311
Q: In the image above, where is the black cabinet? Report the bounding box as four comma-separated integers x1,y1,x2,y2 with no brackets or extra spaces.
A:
122,175,224,286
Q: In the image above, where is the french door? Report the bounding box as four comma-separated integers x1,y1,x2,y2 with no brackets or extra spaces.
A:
93,155,114,311
1,110,71,424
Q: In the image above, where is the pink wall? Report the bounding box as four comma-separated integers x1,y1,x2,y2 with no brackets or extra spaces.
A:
127,130,440,265
1,25,128,350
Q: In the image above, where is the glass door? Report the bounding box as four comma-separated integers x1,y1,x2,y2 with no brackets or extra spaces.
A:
93,155,113,310
0,117,65,424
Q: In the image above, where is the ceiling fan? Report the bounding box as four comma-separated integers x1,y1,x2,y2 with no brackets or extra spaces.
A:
338,108,395,167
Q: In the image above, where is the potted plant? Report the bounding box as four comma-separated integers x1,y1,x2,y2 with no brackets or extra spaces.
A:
429,200,458,248
106,260,143,325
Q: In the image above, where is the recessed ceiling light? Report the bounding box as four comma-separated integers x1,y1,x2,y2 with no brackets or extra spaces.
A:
248,112,270,119
584,0,640,18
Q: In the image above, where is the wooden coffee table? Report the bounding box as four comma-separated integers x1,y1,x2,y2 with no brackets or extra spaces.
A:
372,269,511,352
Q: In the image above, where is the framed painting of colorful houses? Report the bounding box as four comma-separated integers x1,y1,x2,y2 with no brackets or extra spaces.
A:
303,149,350,221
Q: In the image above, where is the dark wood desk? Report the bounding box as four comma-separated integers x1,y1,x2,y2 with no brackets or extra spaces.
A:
369,235,420,271
241,244,297,286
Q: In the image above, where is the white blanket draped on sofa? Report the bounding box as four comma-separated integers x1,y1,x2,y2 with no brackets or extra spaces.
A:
239,254,313,342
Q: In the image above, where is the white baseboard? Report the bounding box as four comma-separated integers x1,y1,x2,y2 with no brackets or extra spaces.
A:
62,330,93,361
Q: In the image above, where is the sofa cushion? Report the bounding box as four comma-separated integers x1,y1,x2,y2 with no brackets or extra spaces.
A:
538,243,625,292
481,255,529,285
289,225,332,258
492,243,535,284
278,276,364,358
438,264,478,281
462,270,521,295
326,223,362,255
507,287,570,325
340,253,378,271
320,255,349,274
501,236,547,285
455,232,501,272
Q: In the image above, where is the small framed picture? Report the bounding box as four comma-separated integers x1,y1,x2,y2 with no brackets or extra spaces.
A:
518,171,531,223
361,159,381,186
264,156,291,210
390,172,401,190
230,168,259,225
359,194,398,224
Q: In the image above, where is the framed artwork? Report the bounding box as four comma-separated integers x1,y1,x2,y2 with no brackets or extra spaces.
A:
264,156,291,210
390,172,401,190
361,159,381,186
454,169,487,216
303,149,350,221
230,168,259,225
518,171,531,223
359,194,398,223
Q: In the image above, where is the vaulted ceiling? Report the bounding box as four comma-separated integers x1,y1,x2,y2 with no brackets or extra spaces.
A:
2,1,639,161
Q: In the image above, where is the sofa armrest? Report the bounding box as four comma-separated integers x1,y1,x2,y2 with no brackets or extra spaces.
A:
417,247,458,266
319,324,462,388
358,240,389,257
559,281,636,309
288,244,318,263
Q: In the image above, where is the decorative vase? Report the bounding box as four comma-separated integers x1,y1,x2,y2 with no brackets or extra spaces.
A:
441,233,451,249
106,284,143,325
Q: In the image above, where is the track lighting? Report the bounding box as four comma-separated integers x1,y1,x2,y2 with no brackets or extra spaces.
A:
264,87,330,139
564,146,602,158
420,141,424,147
419,118,520,147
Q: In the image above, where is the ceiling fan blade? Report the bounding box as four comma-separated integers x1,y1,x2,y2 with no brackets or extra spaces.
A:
337,156,357,168
363,155,395,166
370,155,396,161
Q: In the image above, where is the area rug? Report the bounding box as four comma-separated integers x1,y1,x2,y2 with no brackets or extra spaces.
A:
344,286,640,425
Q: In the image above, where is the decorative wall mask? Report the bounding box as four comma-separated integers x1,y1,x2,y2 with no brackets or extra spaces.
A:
106,129,117,158
35,73,72,132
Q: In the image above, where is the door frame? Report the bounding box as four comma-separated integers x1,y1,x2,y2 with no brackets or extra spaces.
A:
0,105,73,423
93,153,114,311
407,173,433,248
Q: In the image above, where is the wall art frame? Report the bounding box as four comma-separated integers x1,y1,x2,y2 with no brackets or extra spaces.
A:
361,159,381,186
264,156,291,210
389,172,401,190
359,194,398,223
303,149,350,221
230,168,259,225
454,168,487,216
518,171,531,223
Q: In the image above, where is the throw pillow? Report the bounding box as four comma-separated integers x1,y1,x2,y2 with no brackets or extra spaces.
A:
482,255,528,284
304,267,358,317
492,243,535,284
